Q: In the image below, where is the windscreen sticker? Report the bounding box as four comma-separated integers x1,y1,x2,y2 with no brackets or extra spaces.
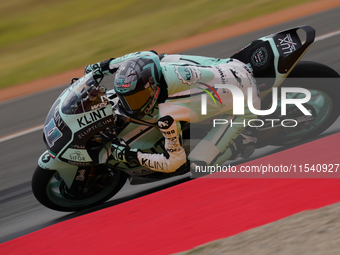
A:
44,99,72,155
44,118,63,148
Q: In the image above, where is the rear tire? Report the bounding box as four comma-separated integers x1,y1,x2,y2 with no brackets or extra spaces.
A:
266,61,340,145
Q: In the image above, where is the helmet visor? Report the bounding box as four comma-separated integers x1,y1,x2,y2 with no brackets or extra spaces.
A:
123,86,154,111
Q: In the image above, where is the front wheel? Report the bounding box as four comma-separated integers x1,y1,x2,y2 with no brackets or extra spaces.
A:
31,166,127,212
266,61,340,145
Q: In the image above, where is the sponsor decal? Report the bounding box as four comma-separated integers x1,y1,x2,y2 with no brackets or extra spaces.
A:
41,152,51,163
44,98,72,155
166,136,181,152
141,158,169,171
62,149,92,162
175,66,202,86
70,144,86,149
115,79,126,88
44,118,63,148
215,66,227,84
158,116,174,129
76,118,113,140
44,102,68,148
75,169,87,181
53,103,68,131
278,33,297,54
143,87,159,115
158,120,169,129
91,101,108,110
251,47,268,67
77,125,97,140
70,151,86,161
68,161,91,166
49,151,56,159
229,68,243,87
160,129,175,135
77,108,107,128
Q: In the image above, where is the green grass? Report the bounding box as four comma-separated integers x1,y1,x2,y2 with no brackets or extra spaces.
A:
0,0,316,89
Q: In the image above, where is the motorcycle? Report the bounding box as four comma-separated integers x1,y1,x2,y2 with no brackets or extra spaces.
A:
32,26,340,211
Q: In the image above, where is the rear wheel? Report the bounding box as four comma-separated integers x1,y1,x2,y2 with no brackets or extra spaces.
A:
31,166,127,212
265,61,340,145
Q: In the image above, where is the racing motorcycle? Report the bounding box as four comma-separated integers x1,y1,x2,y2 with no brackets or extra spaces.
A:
32,25,340,211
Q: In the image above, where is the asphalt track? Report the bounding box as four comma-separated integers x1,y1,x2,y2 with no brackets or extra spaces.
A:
0,5,340,248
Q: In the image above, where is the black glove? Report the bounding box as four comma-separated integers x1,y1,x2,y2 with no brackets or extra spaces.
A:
84,63,103,81
111,142,140,165
84,58,115,75
85,63,100,74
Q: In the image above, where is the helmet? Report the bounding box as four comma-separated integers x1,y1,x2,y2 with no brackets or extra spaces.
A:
114,55,162,119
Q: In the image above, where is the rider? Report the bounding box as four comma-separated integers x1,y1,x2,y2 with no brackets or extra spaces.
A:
84,50,260,174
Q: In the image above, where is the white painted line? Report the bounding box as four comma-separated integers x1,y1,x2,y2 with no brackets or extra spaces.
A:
0,125,44,143
315,29,340,42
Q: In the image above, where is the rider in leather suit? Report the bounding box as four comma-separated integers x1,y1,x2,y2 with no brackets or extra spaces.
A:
85,50,260,175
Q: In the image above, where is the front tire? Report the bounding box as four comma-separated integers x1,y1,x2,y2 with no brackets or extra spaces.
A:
31,166,127,212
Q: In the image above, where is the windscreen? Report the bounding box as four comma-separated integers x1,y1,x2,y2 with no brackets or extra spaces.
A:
62,73,105,114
